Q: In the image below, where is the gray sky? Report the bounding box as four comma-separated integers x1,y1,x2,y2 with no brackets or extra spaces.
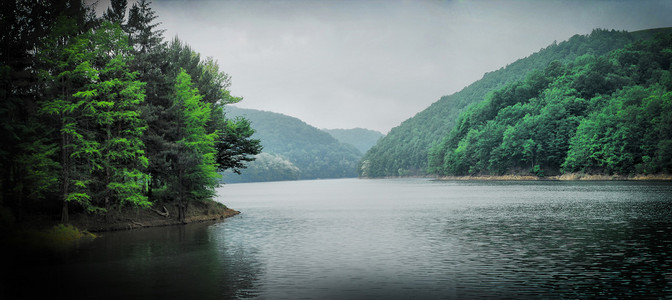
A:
139,0,671,133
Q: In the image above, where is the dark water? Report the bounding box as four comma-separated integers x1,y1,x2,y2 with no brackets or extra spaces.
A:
3,179,672,299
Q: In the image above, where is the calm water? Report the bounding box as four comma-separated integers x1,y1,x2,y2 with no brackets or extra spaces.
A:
3,178,672,299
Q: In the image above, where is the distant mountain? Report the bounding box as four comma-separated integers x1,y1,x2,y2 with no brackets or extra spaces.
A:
221,107,362,183
323,128,384,154
360,28,649,177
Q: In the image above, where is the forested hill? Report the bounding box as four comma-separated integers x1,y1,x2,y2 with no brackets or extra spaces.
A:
323,128,384,154
360,29,646,177
221,107,362,182
428,30,672,177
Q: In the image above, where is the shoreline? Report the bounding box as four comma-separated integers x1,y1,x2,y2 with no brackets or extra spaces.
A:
436,173,672,181
2,200,239,236
68,201,240,232
1,201,240,251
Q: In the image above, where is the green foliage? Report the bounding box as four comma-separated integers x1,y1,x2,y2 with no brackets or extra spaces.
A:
173,69,220,202
225,106,362,181
362,29,637,177
220,153,300,183
216,116,263,174
563,86,672,175
428,31,672,177
0,0,260,223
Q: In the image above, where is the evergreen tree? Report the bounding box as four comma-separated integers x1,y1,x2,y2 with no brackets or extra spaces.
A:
0,0,265,224
38,14,100,222
0,0,92,219
171,70,219,222
103,0,127,25
78,21,150,213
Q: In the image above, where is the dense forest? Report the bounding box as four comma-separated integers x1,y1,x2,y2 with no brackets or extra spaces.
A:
221,107,362,183
0,0,261,224
428,31,672,176
360,28,672,178
323,128,383,154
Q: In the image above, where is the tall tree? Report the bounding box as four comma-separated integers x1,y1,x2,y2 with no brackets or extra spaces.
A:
103,0,127,25
124,0,172,203
38,14,99,222
171,69,219,222
79,21,150,214
0,0,92,219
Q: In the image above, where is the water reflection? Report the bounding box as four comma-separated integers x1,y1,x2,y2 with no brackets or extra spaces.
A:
3,179,671,299
438,182,672,298
219,179,672,299
2,221,263,300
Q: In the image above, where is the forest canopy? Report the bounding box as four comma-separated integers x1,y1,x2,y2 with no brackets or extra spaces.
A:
0,0,261,223
427,31,672,177
221,107,362,183
360,28,672,178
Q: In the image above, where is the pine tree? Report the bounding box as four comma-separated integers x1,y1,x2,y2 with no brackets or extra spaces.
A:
38,15,100,222
171,69,219,222
79,21,151,214
0,0,91,220
125,1,172,203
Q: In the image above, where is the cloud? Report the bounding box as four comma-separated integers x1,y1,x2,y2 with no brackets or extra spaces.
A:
145,0,671,133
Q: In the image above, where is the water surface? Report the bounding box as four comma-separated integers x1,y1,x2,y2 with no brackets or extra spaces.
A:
4,179,672,299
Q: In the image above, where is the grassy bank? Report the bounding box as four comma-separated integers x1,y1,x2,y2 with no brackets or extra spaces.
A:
2,224,97,251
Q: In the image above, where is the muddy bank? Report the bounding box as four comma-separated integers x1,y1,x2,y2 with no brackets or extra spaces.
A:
1,202,239,252
67,201,240,232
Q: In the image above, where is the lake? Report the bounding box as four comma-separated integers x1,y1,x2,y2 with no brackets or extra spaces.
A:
3,178,672,299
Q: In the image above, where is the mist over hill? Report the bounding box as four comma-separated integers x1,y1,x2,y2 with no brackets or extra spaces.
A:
323,128,384,154
221,107,368,183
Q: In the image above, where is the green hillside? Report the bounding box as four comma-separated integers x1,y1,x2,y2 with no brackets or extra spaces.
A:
428,31,672,176
323,128,384,154
222,107,362,182
360,29,639,177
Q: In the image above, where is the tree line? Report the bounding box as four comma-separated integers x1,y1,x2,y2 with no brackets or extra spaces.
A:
427,32,672,176
0,0,262,223
360,29,641,177
223,106,361,182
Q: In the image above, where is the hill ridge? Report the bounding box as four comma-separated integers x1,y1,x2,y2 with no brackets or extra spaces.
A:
360,27,669,177
222,106,362,182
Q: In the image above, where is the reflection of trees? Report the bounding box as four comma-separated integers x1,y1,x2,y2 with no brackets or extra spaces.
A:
3,222,263,299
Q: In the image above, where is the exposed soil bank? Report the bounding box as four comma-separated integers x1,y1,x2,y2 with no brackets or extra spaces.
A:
68,201,240,232
436,173,672,181
1,203,239,252
1,201,239,238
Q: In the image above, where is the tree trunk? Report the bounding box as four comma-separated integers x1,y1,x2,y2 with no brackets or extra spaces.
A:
61,199,69,224
60,121,70,224
183,201,189,223
177,200,186,223
105,125,112,223
61,166,69,224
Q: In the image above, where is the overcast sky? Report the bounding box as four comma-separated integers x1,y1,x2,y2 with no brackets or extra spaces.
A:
121,0,671,133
